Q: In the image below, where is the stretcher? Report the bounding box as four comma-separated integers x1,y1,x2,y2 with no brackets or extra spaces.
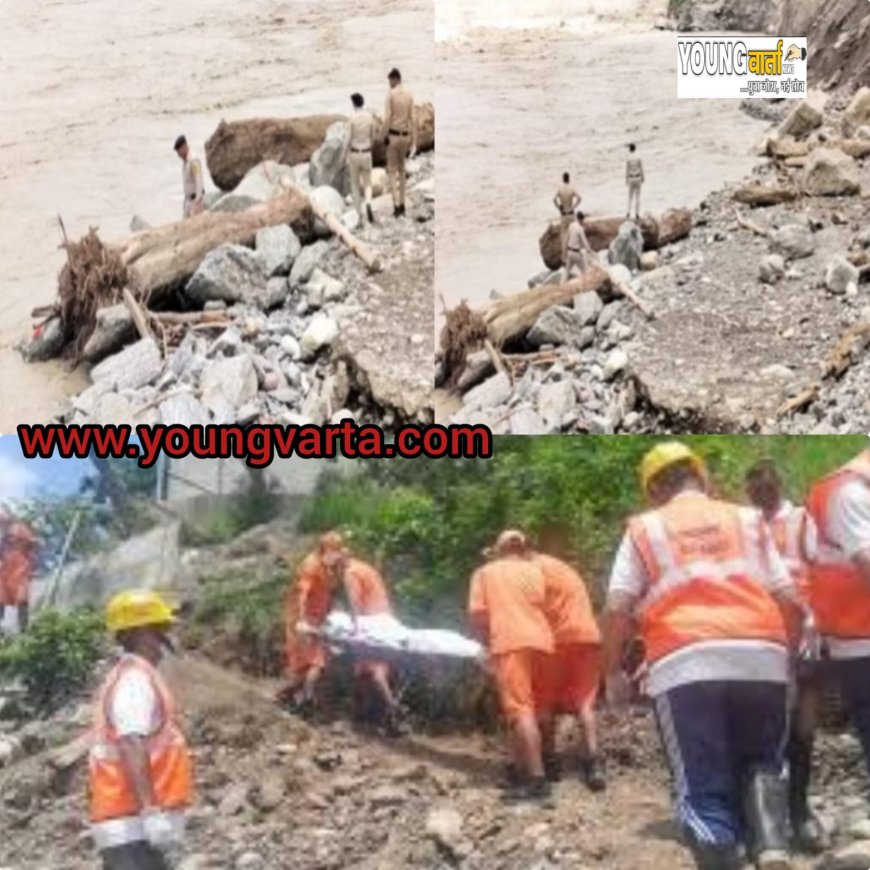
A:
300,611,484,663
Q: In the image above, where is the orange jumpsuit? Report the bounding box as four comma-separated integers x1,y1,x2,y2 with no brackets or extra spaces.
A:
343,558,392,679
284,552,334,677
468,557,555,721
0,526,37,607
537,553,602,713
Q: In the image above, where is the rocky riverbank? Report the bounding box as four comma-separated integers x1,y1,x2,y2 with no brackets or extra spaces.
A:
20,145,434,429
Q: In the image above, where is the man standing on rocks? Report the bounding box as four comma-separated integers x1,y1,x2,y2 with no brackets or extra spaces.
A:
0,515,38,634
553,172,581,221
174,135,204,219
383,68,417,219
469,530,555,802
745,460,828,855
281,531,347,715
345,93,376,225
562,210,593,281
603,442,814,870
805,449,870,785
89,590,193,870
625,143,644,220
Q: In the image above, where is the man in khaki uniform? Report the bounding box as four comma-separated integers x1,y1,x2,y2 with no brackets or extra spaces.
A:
626,143,644,220
563,210,594,281
174,135,204,219
383,68,417,218
345,93,376,225
553,172,581,221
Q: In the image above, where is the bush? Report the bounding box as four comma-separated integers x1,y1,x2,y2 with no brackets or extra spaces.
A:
180,490,281,547
0,608,106,714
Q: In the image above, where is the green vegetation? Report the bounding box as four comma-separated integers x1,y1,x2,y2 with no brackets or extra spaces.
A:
180,487,282,547
0,608,106,714
301,436,867,619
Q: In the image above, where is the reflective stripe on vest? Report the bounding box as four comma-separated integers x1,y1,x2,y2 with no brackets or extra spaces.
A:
628,494,786,664
89,656,193,823
806,453,870,641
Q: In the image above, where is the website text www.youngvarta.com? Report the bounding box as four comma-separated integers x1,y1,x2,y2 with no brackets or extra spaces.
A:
17,422,493,468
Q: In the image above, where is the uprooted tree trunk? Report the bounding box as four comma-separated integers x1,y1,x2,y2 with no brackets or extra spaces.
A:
440,268,612,378
56,190,313,357
538,209,692,270
205,103,436,191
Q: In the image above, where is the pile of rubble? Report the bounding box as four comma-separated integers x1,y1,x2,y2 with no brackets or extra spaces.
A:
21,127,434,428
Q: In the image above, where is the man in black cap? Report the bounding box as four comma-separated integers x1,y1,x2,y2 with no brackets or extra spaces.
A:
174,135,204,219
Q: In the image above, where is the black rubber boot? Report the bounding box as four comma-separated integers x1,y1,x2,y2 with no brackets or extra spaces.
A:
580,756,607,792
788,736,828,854
503,775,553,805
542,754,562,783
688,843,742,870
743,772,794,870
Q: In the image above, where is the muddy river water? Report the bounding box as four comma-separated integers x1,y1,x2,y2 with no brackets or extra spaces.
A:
0,0,432,429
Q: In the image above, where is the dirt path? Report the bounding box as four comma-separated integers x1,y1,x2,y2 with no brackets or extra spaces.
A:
435,13,769,311
0,0,432,429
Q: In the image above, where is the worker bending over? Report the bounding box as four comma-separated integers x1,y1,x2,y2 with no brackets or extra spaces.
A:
89,591,193,870
603,442,815,870
0,515,38,633
805,449,870,784
469,530,555,802
746,460,827,854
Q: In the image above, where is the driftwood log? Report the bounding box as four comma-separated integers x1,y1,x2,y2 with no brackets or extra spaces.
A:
538,209,692,270
732,183,799,207
768,137,870,161
205,103,436,191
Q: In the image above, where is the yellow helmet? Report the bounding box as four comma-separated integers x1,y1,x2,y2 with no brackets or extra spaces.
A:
105,590,176,634
640,442,706,496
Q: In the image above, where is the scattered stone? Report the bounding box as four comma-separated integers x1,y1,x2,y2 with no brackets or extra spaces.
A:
608,221,644,272
759,254,786,284
255,224,301,277
91,337,163,391
778,100,823,139
760,364,793,380
509,407,547,435
574,291,604,326
640,250,660,271
456,350,493,392
236,852,265,870
821,840,870,870
200,354,258,414
538,380,576,431
252,773,285,813
425,805,466,858
309,121,350,195
300,313,339,355
803,148,861,197
826,257,860,296
279,335,302,360
159,393,209,426
368,785,406,809
463,372,512,412
218,783,250,817
306,268,346,308
769,224,816,260
844,87,870,137
263,277,290,309
310,186,346,237
603,348,629,380
187,245,268,305
289,241,329,287
596,302,622,333
528,306,586,348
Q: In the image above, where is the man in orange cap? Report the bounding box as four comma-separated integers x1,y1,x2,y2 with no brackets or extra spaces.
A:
469,529,555,801
534,545,605,791
0,517,38,633
280,531,346,713
603,443,814,870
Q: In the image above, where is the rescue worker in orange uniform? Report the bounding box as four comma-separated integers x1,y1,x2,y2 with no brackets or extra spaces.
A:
534,545,605,792
333,548,407,736
280,531,346,713
746,460,828,854
603,443,815,870
89,590,193,870
804,449,870,783
469,530,555,801
0,518,38,633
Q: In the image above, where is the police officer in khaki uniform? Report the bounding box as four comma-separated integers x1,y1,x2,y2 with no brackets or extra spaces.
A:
554,172,581,221
625,143,644,221
563,210,594,281
174,135,204,219
383,68,417,218
345,93,376,225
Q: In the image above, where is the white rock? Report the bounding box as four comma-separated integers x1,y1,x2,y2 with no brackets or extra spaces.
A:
300,314,339,355
255,224,301,277
826,257,861,296
280,335,302,360
538,380,575,431
603,348,629,380
306,268,346,308
574,291,604,326
200,355,258,414
803,148,861,197
769,225,816,260
759,254,786,284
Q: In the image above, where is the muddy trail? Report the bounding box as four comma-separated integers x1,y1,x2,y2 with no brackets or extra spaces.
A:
2,649,870,870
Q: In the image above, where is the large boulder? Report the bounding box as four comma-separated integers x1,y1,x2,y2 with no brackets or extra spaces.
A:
462,372,512,412
255,225,301,277
211,161,296,210
309,122,350,196
843,87,870,137
90,337,163,391
310,186,347,237
200,354,258,415
608,222,644,272
574,291,604,326
528,306,587,348
769,224,816,260
803,148,861,196
81,305,136,363
778,100,823,139
20,317,65,363
289,241,329,287
186,245,268,305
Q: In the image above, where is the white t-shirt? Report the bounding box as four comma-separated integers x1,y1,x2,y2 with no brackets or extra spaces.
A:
608,493,791,696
